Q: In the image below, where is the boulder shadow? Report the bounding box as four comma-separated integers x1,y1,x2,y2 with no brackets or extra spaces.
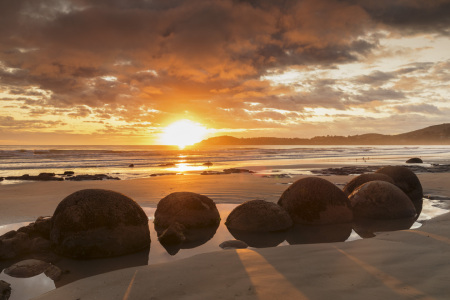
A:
227,228,288,248
286,223,352,245
352,217,417,238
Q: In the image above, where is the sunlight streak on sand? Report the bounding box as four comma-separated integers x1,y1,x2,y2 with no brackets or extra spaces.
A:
237,249,309,300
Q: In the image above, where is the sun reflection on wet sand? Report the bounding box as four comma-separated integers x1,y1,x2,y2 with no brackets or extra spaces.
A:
166,163,208,172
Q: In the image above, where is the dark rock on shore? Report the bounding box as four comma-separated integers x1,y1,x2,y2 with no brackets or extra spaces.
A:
154,192,221,245
0,177,3,182
223,168,255,174
63,171,74,176
50,189,150,259
226,200,293,232
343,173,394,196
150,173,178,177
129,164,134,167
349,181,416,219
5,174,63,181
64,174,120,181
375,166,423,212
219,240,248,249
312,164,450,176
406,157,423,163
0,280,11,300
278,177,353,225
201,171,225,175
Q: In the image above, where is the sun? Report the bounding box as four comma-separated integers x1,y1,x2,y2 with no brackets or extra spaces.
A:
159,119,208,149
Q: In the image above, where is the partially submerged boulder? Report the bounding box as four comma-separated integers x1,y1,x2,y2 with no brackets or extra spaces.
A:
278,177,353,225
225,200,292,232
50,189,150,259
4,259,62,281
343,173,394,196
154,192,220,232
349,181,416,219
375,166,423,212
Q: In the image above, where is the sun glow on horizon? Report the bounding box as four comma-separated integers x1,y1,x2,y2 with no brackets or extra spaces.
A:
159,119,208,149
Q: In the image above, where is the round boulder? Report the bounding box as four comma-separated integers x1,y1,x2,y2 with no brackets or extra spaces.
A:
50,189,150,259
406,158,423,163
375,166,423,210
225,200,292,232
154,192,220,231
343,173,394,196
278,177,353,225
349,181,416,219
4,259,50,278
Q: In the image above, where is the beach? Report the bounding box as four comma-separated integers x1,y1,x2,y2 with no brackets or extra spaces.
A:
1,168,450,299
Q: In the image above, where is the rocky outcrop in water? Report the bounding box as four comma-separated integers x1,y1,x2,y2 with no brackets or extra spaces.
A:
278,177,353,225
5,173,63,181
64,174,120,181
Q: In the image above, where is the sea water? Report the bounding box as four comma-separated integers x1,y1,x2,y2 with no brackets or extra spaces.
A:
1,145,449,181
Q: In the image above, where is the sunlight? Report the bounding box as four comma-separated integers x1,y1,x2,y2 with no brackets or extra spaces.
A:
166,163,208,172
159,119,208,149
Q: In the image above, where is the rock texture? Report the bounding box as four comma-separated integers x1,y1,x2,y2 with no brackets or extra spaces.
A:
349,181,416,219
225,200,292,232
343,173,394,196
50,189,150,259
4,259,62,281
375,166,423,211
278,177,353,225
0,280,11,300
154,192,220,232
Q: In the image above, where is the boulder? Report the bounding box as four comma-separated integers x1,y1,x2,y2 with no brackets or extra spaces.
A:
375,166,423,211
0,232,32,260
225,200,292,232
50,189,150,259
63,171,75,176
349,181,416,219
343,173,394,196
219,240,248,249
0,280,11,300
129,164,134,167
278,177,353,225
154,192,220,231
406,157,423,163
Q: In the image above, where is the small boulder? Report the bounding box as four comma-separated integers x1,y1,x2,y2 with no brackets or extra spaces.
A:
375,166,423,211
158,222,187,245
0,232,31,260
154,192,220,231
225,200,292,232
349,181,416,219
278,177,353,225
0,280,11,300
406,158,423,163
50,189,150,259
129,164,134,167
4,259,50,278
219,240,248,249
343,173,394,196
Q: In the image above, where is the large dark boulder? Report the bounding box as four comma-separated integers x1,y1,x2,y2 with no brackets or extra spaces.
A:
349,181,416,219
50,189,150,259
154,192,220,231
0,232,32,260
343,173,394,196
225,200,292,232
154,192,220,246
406,157,423,163
375,166,423,211
278,177,353,225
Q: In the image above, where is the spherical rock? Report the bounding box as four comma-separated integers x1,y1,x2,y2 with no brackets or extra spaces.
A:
375,166,423,210
154,192,220,231
343,173,394,196
50,189,150,259
225,200,292,232
406,157,423,163
349,181,416,219
278,177,353,225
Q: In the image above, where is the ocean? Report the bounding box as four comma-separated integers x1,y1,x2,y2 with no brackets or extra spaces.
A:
1,145,450,181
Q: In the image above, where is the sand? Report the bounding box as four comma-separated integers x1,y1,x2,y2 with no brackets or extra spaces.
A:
33,212,450,300
1,172,449,299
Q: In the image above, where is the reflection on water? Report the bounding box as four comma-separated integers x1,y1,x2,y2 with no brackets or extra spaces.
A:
160,225,220,256
0,199,448,299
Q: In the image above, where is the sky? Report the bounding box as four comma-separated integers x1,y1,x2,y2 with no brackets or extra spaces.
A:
0,0,449,145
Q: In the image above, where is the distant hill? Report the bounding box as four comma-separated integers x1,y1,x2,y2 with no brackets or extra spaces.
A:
196,123,450,146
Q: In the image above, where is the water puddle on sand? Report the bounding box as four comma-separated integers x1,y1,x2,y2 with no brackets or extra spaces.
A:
0,200,448,300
